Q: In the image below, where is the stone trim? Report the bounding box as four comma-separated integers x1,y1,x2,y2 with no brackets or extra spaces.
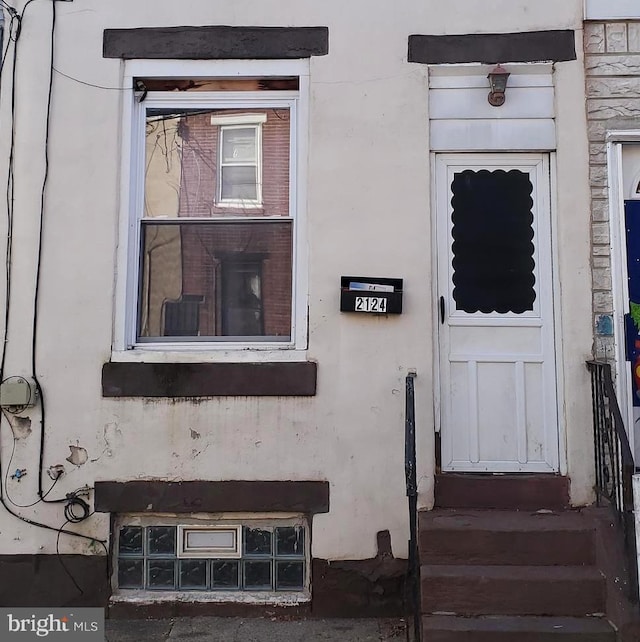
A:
101,361,317,397
103,26,329,60
94,480,330,514
408,30,576,65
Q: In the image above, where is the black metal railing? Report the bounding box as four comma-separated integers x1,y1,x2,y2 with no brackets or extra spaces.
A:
404,372,421,641
587,360,639,603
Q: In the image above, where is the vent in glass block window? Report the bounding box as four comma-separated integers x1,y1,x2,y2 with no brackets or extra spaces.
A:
178,525,241,558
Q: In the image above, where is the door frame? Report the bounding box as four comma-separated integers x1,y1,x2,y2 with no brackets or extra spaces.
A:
430,152,567,474
608,133,640,461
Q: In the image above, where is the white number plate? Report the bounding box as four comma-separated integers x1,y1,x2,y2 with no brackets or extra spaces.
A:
354,296,387,313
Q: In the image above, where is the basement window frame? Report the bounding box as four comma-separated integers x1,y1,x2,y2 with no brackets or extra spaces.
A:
113,59,310,357
113,514,310,599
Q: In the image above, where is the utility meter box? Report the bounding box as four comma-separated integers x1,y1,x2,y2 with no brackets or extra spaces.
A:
0,378,36,408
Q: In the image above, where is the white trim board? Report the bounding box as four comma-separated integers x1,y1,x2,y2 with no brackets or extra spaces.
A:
428,63,556,152
585,0,640,19
430,120,556,152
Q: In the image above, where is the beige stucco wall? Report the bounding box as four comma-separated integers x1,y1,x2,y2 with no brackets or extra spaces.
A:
0,0,592,561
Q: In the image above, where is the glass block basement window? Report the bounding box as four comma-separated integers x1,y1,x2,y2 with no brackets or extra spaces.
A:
117,524,306,592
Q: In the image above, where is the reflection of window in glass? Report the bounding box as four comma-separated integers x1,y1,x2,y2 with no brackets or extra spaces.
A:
136,99,293,344
219,126,261,204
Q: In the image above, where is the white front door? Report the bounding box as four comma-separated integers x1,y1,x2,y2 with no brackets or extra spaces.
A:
436,153,559,473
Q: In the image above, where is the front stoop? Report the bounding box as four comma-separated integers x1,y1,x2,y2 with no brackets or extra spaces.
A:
422,616,616,641
434,473,570,510
419,508,616,640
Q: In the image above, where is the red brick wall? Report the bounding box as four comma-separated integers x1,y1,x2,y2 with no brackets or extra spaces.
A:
178,222,292,338
178,108,290,218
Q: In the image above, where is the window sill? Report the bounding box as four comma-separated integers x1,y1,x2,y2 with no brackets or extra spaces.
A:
102,360,317,397
110,591,311,606
110,348,308,364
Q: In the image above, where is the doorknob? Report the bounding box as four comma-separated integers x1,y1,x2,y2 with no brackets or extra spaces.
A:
439,296,445,324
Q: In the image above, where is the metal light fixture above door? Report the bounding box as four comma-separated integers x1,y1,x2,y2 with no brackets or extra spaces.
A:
487,64,510,106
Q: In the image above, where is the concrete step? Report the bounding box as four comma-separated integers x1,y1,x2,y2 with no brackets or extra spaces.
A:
434,474,570,510
422,615,616,642
421,565,606,617
419,509,596,566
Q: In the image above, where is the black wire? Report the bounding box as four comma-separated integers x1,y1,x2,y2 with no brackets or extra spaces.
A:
56,515,110,596
31,0,63,504
64,493,90,523
0,1,37,380
1,421,61,508
56,519,84,594
52,66,131,91
0,1,18,18
1,10,20,380
0,5,109,583
0,430,106,544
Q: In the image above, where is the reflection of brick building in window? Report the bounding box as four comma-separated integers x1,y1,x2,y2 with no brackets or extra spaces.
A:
177,223,292,338
178,108,290,217
142,107,292,339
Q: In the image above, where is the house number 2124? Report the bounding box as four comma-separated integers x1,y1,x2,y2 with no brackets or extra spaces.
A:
354,296,387,313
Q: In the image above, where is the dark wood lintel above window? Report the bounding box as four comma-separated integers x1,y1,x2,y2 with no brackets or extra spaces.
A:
103,26,329,60
94,480,330,514
101,361,317,397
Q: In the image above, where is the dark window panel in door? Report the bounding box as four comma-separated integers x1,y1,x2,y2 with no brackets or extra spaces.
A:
450,169,537,314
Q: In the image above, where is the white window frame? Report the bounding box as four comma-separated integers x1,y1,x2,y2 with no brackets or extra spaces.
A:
113,60,309,359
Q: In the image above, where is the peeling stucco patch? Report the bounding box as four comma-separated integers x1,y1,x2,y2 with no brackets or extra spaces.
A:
92,423,122,462
9,416,31,439
66,445,88,467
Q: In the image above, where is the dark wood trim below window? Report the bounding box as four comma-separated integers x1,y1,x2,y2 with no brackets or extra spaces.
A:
101,361,317,397
103,26,329,60
408,29,576,65
94,480,330,515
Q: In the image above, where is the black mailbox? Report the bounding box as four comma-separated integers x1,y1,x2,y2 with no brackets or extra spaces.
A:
340,276,403,314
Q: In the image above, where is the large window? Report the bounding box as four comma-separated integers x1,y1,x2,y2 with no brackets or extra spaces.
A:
123,72,305,350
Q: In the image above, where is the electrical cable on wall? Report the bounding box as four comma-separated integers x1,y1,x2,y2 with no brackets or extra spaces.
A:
0,2,108,574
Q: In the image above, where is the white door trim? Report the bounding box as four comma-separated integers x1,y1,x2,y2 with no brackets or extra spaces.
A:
433,152,560,473
608,136,640,461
